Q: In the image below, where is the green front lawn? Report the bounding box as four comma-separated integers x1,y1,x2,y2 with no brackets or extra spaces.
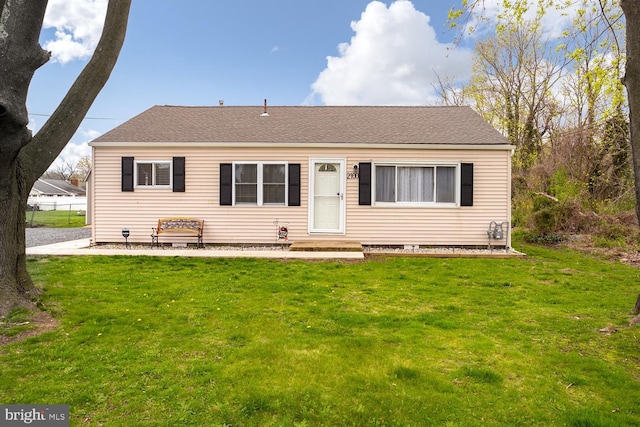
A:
2,244,639,426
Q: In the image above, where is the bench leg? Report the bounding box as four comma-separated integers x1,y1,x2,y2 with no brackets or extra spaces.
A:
151,230,203,248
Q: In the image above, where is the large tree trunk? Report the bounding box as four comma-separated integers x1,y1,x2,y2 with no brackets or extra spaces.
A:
0,1,50,316
0,165,40,315
0,0,131,317
620,1,640,224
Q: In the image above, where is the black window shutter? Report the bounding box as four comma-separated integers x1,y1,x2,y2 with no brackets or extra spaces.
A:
220,163,233,206
121,157,134,192
288,163,301,206
359,162,372,206
460,163,474,206
173,157,185,192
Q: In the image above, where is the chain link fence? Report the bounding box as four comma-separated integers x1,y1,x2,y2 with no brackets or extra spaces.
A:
26,202,87,228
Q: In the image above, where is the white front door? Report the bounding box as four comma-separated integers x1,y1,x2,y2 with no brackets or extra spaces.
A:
309,159,345,233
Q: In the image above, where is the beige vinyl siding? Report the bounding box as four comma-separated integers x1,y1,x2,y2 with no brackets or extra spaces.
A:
346,149,510,246
92,146,511,246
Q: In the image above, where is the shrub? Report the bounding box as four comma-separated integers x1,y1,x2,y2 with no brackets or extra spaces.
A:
529,195,589,235
521,231,565,245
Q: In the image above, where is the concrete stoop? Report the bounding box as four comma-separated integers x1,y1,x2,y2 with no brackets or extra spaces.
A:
289,241,363,252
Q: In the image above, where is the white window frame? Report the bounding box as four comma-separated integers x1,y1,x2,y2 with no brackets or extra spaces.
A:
373,162,460,207
232,162,288,206
134,160,172,188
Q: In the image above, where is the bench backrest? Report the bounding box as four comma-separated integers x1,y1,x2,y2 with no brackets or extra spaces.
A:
157,218,203,234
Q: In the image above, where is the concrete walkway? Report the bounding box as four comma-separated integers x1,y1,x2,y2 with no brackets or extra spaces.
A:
26,239,366,260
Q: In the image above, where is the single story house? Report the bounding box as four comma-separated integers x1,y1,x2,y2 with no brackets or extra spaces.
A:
30,178,86,197
28,178,87,212
88,105,514,247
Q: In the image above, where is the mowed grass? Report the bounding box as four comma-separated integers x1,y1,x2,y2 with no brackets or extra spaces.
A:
26,209,87,228
1,244,639,426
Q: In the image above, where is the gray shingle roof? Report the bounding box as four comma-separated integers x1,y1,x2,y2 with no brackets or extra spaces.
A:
31,179,86,196
92,105,509,146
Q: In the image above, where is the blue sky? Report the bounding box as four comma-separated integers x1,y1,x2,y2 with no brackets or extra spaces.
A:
27,0,475,168
26,1,487,169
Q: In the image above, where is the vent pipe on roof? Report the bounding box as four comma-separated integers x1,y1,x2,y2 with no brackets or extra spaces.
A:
261,99,269,117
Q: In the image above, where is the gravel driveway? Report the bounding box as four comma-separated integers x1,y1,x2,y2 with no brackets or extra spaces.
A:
25,227,91,248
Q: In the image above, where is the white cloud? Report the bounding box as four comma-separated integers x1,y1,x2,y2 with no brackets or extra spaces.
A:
83,129,102,140
308,0,473,106
47,129,99,173
42,0,107,64
48,142,90,172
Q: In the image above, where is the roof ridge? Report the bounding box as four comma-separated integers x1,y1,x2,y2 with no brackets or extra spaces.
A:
92,105,509,146
153,104,472,109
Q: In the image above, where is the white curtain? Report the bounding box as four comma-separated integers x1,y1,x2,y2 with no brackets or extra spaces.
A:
376,166,396,202
375,165,455,204
398,167,433,202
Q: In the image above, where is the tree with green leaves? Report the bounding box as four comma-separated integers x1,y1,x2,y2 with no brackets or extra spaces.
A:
0,0,131,317
464,11,566,169
450,0,640,222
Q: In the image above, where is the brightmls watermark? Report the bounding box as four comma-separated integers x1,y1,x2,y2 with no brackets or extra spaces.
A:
0,405,68,426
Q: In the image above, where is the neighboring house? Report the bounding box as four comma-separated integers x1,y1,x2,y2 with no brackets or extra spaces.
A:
88,105,514,247
30,178,86,197
28,178,87,212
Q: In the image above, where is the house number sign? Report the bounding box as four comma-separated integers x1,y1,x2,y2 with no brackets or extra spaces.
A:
346,172,359,180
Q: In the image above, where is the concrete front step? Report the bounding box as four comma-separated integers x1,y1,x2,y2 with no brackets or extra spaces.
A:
289,241,363,252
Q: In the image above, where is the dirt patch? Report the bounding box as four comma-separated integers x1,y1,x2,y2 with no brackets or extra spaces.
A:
563,234,640,268
0,310,60,346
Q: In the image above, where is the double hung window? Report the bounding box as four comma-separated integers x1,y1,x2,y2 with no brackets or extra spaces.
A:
234,162,286,205
375,164,457,205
